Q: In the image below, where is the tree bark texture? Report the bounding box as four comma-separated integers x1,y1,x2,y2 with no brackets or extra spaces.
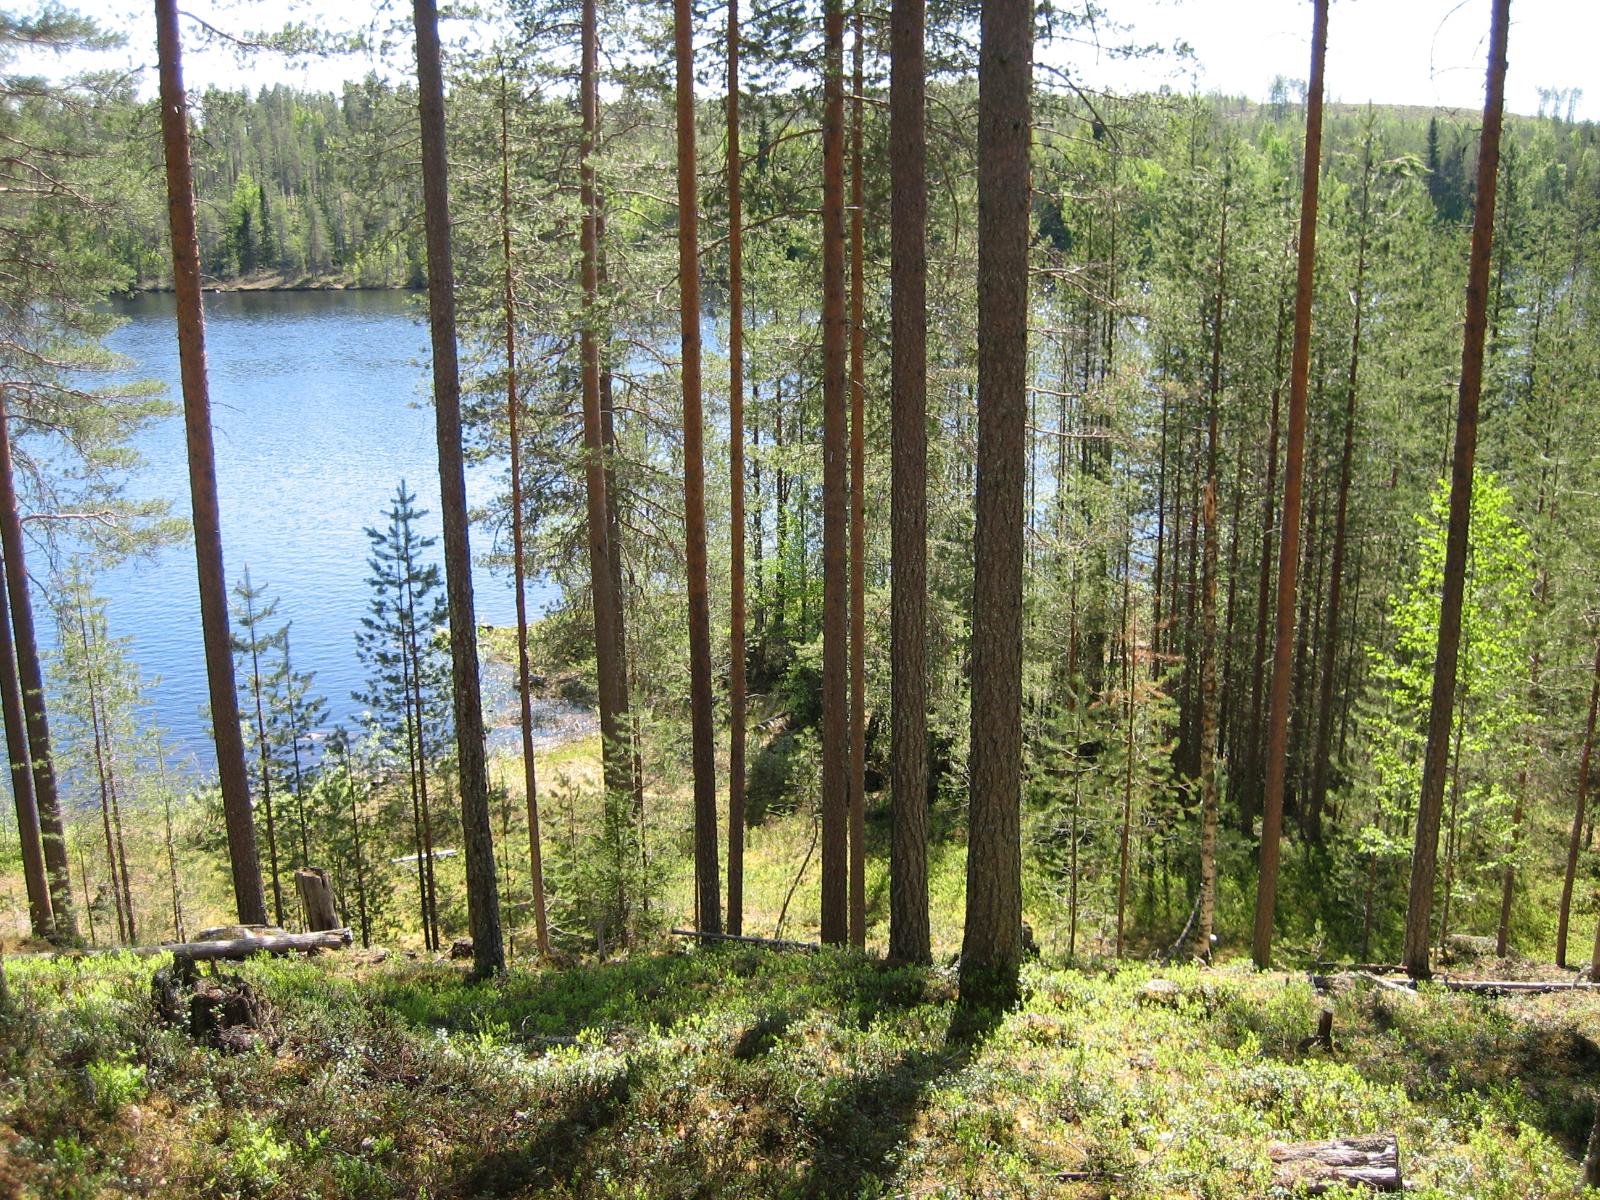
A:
819,0,850,946
961,0,1031,999
726,0,747,937
154,0,265,929
674,0,722,934
412,0,504,977
888,0,930,965
1252,0,1326,969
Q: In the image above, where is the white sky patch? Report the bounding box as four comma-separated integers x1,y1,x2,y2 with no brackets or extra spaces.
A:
17,0,1598,120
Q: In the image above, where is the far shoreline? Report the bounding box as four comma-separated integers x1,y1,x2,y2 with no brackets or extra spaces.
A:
124,273,424,296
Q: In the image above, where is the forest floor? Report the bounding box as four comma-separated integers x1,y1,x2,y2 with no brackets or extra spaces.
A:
2,943,1598,1198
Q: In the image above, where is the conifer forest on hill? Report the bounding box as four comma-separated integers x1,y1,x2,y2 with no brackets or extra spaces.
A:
3,0,1600,1195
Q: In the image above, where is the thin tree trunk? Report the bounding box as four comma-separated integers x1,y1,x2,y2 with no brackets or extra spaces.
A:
1218,402,1247,773
1403,0,1510,981
673,0,722,935
1436,701,1467,956
1497,775,1524,956
77,843,96,947
847,0,868,950
105,740,135,946
726,0,747,938
243,589,284,927
0,399,77,938
888,0,929,966
396,635,432,950
596,216,639,826
1556,635,1600,966
1308,135,1372,840
501,68,549,957
161,763,183,941
1197,165,1228,954
153,0,265,928
1243,295,1286,831
962,0,1031,999
1116,539,1135,958
413,0,503,978
819,0,850,946
402,605,440,949
0,545,49,936
84,622,126,944
1151,386,1168,678
1252,0,1327,970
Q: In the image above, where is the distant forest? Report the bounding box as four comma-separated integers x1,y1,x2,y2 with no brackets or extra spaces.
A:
98,80,1592,293
109,80,428,288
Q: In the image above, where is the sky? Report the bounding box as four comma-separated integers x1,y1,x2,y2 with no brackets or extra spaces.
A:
26,0,1600,122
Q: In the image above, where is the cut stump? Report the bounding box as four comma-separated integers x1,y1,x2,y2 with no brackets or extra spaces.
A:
295,868,341,932
1269,1134,1400,1194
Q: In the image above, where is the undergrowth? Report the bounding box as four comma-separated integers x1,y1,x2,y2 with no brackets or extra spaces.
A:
1,948,1597,1198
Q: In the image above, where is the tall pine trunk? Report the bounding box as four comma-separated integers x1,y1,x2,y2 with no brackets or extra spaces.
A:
1402,0,1510,981
819,0,850,945
674,0,722,934
577,0,629,814
726,0,747,937
1251,0,1327,969
847,1,869,950
887,0,930,965
961,0,1031,1000
412,0,503,978
154,0,265,928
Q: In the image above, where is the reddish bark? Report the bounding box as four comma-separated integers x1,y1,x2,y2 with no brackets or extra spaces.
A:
1403,0,1510,981
154,0,266,928
1252,0,1327,969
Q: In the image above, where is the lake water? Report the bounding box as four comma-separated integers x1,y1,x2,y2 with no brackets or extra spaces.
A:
53,289,563,770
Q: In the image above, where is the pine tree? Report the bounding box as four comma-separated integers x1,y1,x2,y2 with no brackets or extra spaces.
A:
356,481,450,951
1402,0,1511,981
888,0,930,966
675,0,721,935
412,0,503,978
962,0,1032,1001
1252,0,1328,969
154,0,266,927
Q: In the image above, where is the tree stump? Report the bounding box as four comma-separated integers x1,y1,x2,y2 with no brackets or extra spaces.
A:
295,868,341,933
1269,1134,1400,1193
151,956,268,1053
1297,1008,1336,1053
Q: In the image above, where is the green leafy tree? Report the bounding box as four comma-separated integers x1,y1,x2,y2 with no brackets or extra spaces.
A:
1357,474,1533,955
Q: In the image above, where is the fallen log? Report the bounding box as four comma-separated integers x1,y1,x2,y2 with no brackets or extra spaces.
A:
1433,978,1600,995
1269,1134,1401,1194
1313,971,1600,998
141,929,351,961
670,928,819,952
